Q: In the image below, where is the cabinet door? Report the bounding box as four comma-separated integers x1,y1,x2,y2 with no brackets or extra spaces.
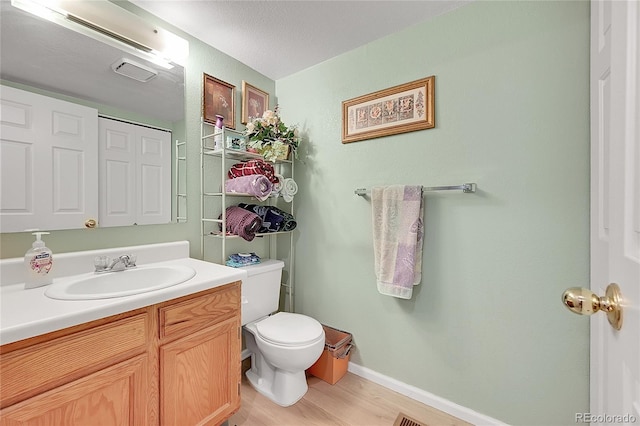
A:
0,85,98,232
160,317,240,426
0,355,149,426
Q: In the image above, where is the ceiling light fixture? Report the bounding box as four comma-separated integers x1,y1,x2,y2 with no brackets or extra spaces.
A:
10,0,189,70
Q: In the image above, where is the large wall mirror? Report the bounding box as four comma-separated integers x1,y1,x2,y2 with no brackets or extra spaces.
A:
0,1,187,233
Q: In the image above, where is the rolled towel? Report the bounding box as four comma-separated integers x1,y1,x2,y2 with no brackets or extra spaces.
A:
281,212,297,231
271,173,284,196
221,206,262,241
247,204,284,232
238,204,297,233
228,159,278,184
281,178,298,202
225,175,273,201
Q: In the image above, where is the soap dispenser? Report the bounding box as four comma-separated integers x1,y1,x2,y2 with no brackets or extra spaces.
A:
24,231,53,289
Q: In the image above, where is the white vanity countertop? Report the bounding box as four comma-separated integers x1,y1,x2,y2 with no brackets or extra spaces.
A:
0,241,247,345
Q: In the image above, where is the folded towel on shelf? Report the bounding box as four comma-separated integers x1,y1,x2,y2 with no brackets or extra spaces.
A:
238,203,297,233
281,178,298,202
225,175,273,201
221,206,263,241
228,159,278,184
371,185,424,299
226,252,261,268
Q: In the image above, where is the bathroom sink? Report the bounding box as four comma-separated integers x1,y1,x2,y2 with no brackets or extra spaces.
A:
45,265,196,300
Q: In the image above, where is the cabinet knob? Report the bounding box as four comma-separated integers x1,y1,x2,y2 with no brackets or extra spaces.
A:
85,219,97,228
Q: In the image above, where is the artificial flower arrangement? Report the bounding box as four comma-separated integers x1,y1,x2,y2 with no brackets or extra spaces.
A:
244,106,300,162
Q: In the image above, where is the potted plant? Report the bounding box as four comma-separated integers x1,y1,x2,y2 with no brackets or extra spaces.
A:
244,106,300,162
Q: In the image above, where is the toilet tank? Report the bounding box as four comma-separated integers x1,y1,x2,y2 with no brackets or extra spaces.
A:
239,259,285,325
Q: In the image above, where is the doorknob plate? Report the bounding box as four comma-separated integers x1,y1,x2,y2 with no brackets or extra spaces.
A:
603,283,622,330
562,283,623,331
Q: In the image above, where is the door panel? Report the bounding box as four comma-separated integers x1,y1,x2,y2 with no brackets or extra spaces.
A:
0,85,98,232
99,119,136,227
0,355,148,426
590,0,640,422
160,318,240,426
98,117,170,227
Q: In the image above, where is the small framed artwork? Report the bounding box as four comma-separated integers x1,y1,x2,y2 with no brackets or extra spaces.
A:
241,81,269,124
341,76,435,144
203,73,235,129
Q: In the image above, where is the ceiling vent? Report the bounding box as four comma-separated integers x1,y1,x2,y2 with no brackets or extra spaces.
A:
111,58,157,82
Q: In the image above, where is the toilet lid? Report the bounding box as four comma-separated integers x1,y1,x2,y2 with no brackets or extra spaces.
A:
256,312,323,347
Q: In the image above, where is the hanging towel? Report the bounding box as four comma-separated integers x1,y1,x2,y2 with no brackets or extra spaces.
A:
372,185,424,299
225,175,273,201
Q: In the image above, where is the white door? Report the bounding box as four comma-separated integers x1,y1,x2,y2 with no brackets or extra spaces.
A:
590,0,640,422
98,117,171,227
99,118,137,227
136,126,171,225
0,85,98,232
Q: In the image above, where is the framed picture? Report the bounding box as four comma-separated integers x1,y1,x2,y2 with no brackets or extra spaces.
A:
342,76,435,144
241,81,269,124
203,73,235,129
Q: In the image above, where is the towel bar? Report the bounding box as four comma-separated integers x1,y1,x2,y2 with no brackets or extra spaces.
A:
354,183,476,196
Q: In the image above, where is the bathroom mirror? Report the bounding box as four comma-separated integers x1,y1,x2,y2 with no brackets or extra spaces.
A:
0,2,186,231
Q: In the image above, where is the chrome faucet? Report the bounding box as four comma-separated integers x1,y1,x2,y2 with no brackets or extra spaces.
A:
94,254,137,273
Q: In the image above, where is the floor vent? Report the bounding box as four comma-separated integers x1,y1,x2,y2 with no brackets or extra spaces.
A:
393,412,427,426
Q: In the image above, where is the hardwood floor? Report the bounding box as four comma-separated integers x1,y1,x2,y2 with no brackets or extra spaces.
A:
228,371,472,426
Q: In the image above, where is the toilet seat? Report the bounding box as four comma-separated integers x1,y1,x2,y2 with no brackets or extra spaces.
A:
256,312,323,347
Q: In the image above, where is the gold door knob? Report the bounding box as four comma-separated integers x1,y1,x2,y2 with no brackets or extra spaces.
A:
85,219,97,228
562,283,623,330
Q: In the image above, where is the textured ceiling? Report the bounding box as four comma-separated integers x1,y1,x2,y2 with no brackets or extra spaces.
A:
131,0,472,80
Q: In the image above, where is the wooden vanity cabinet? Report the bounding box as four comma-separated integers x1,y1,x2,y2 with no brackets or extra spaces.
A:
0,311,151,425
158,281,241,426
0,281,241,426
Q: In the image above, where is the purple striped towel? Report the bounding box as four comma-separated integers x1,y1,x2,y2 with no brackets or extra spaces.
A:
371,185,424,299
221,206,262,241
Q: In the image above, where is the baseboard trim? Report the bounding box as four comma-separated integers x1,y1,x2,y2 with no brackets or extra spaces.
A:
347,362,506,426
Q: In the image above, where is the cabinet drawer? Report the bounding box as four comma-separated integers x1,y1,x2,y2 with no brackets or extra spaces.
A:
0,312,148,408
159,282,240,340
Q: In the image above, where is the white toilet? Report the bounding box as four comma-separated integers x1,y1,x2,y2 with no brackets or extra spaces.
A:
240,259,325,407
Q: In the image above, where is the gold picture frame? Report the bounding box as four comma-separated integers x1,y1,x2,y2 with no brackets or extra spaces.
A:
241,81,269,124
342,76,435,144
203,73,236,129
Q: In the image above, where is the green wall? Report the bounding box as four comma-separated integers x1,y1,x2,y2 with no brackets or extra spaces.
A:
276,1,590,425
0,1,591,424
